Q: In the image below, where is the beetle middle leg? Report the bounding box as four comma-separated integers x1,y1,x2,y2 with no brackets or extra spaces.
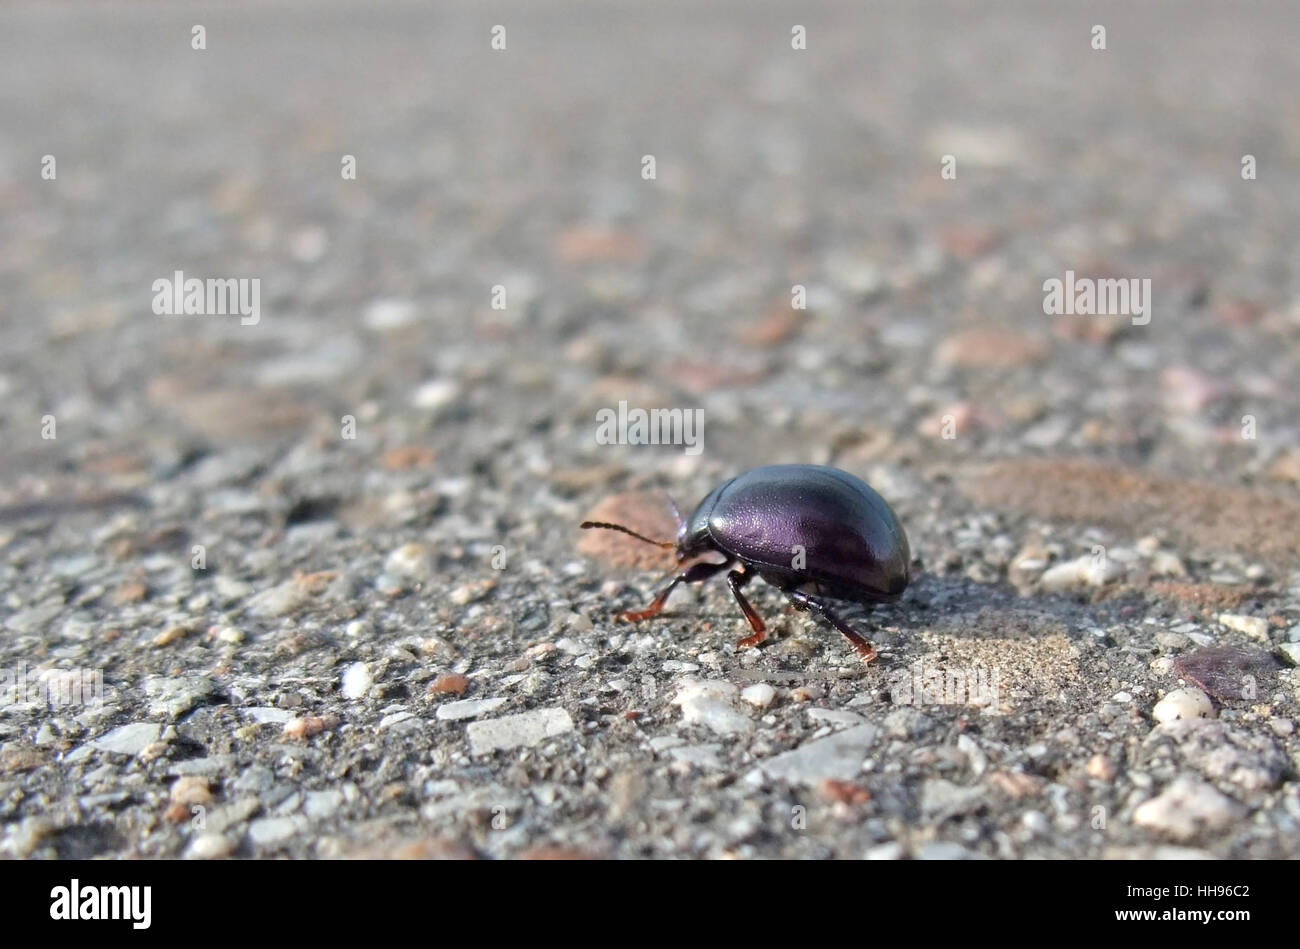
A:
727,566,768,650
617,559,732,623
786,589,877,663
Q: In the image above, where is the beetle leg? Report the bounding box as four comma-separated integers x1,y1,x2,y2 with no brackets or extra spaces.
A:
617,559,731,623
785,589,878,663
727,568,768,649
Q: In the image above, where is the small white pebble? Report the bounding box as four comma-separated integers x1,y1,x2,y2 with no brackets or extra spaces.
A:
1039,554,1122,591
1021,811,1051,835
1152,687,1214,724
864,842,905,860
411,379,459,411
185,833,235,860
1150,551,1187,577
385,543,434,580
1218,613,1269,642
956,734,988,777
670,679,752,735
1150,657,1176,676
563,611,594,633
340,662,372,700
740,683,777,709
1132,777,1242,841
5,817,54,857
215,626,245,645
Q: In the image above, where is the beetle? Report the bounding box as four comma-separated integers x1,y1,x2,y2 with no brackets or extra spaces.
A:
580,464,910,662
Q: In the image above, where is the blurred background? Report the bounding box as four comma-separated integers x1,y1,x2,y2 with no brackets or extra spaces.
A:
4,1,1299,491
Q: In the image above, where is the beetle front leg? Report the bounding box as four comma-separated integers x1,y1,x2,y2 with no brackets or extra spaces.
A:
727,567,768,650
617,559,732,623
786,589,878,663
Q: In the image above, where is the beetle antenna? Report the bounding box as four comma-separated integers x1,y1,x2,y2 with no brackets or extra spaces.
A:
580,521,676,549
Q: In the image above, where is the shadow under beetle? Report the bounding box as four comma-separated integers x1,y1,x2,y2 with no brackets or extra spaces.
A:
581,464,910,662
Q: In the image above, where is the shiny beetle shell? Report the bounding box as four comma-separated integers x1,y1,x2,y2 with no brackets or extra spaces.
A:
679,464,910,600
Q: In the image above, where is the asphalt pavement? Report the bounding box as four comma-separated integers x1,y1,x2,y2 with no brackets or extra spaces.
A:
1,1,1299,859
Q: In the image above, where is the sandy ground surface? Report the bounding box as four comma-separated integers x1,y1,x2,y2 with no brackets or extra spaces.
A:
2,0,1300,859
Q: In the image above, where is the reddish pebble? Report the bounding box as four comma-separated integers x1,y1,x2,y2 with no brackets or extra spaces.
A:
818,779,871,805
428,673,470,697
283,714,341,740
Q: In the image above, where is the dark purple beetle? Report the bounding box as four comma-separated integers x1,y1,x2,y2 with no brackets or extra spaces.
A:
581,464,910,662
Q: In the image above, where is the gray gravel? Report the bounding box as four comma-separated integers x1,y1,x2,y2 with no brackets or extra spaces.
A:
2,0,1300,859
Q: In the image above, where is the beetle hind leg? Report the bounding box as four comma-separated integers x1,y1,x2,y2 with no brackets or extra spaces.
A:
727,567,768,650
786,589,877,663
